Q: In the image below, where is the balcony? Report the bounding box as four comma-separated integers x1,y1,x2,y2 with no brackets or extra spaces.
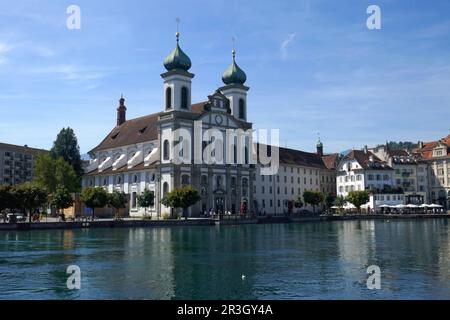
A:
401,172,411,178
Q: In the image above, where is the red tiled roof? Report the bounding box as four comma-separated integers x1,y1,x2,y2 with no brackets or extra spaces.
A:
89,102,210,154
322,153,340,170
89,113,161,153
417,134,450,159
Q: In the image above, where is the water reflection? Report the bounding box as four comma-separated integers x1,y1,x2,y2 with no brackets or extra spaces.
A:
0,220,450,299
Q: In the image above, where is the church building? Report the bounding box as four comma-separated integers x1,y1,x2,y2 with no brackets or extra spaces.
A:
84,32,255,218
83,32,338,218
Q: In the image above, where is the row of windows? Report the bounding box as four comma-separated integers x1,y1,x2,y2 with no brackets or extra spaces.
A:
339,185,363,192
340,175,363,183
261,186,308,196
367,174,390,181
280,166,320,175
163,139,250,164
374,195,404,201
165,87,190,110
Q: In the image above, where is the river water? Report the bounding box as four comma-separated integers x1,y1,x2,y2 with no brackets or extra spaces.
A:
1,219,450,299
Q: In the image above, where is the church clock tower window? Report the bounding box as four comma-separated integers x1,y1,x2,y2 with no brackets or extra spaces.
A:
239,98,245,119
181,87,188,109
166,87,172,110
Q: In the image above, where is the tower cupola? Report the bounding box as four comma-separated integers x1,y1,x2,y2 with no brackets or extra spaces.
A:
222,50,247,85
163,32,192,72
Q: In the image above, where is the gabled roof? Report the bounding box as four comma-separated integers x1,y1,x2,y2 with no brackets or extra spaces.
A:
342,150,393,170
89,113,161,154
89,102,210,154
256,144,328,169
416,134,450,159
387,149,409,157
322,153,340,170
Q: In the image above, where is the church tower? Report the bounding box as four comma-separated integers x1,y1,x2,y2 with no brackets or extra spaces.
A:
316,137,324,157
117,95,127,126
220,49,249,121
161,32,194,112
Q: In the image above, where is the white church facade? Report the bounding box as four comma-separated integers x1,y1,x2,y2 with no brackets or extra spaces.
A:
83,33,338,218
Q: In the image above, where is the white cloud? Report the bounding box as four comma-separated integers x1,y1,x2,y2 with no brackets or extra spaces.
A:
27,64,108,83
280,33,296,60
0,42,13,65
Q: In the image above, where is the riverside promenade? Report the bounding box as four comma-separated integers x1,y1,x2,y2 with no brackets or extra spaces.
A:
0,213,449,231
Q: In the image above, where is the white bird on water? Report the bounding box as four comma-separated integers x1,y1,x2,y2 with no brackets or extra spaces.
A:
241,274,246,280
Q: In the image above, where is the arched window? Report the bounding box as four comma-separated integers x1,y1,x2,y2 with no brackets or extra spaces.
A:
163,182,169,197
166,87,172,110
163,140,170,160
181,87,188,109
238,99,245,119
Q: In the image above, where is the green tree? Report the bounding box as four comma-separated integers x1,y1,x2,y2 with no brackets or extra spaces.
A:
0,185,14,221
294,197,303,209
108,191,127,220
346,190,370,212
50,188,74,214
34,154,80,193
137,189,155,218
161,185,200,220
80,187,108,219
324,193,336,209
0,185,13,212
13,183,48,223
303,190,324,214
335,195,346,209
51,127,83,177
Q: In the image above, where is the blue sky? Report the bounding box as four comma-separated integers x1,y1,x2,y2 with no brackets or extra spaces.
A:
0,0,449,154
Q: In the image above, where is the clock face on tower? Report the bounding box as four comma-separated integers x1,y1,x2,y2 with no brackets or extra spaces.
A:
215,115,223,125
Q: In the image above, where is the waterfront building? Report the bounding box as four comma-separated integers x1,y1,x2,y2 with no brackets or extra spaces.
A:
414,134,450,209
82,33,340,218
337,147,395,197
254,141,339,214
371,144,428,204
336,148,400,211
0,142,48,185
84,33,255,218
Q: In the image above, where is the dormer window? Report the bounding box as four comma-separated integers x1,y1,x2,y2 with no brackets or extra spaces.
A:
139,127,147,135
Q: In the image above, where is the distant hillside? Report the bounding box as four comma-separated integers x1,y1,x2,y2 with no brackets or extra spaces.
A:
378,141,418,151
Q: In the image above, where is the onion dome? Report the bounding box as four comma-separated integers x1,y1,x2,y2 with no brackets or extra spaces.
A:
163,32,192,72
222,50,247,85
317,137,323,148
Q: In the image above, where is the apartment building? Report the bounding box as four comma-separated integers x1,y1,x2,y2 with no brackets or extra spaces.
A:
0,143,49,185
